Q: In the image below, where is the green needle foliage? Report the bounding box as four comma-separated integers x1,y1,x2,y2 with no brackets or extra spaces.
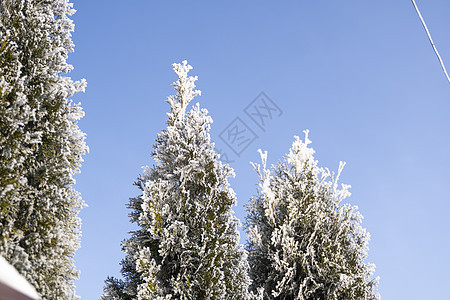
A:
246,131,379,299
102,61,250,300
0,0,87,299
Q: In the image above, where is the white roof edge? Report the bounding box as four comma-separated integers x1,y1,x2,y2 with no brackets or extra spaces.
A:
0,256,40,300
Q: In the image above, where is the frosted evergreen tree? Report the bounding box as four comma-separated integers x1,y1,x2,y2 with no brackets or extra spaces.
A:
246,131,379,299
102,61,250,300
0,0,86,299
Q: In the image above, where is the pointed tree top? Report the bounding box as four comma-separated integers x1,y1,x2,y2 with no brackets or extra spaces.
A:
168,60,201,117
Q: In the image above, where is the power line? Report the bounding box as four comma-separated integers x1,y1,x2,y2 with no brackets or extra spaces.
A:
411,0,450,85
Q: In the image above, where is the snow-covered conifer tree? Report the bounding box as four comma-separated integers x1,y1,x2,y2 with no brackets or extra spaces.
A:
246,131,379,299
102,61,250,299
0,0,86,299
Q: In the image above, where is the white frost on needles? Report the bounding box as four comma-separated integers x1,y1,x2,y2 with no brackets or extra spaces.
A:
102,61,251,299
246,131,379,299
0,0,87,299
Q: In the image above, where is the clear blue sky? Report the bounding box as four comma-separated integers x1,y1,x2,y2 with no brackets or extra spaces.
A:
68,1,450,299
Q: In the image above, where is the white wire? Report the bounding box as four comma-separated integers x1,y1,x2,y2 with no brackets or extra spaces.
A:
411,0,450,85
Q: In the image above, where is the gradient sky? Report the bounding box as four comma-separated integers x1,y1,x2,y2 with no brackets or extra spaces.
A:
68,1,450,299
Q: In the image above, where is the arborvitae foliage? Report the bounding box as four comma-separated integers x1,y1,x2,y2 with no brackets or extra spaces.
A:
0,0,86,299
245,131,379,300
102,61,250,300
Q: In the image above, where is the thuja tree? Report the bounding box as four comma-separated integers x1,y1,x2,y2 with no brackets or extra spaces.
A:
102,61,250,300
0,0,87,299
245,131,379,299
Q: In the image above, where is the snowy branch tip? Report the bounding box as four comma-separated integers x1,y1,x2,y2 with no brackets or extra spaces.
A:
170,60,201,114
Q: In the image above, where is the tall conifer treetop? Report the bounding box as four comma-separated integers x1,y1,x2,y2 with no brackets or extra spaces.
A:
246,130,379,299
102,61,250,300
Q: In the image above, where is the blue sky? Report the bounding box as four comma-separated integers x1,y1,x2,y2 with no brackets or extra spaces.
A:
69,1,450,299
